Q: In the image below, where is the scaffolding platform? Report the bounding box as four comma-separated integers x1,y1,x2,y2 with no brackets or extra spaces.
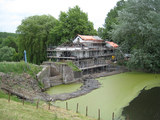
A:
80,64,109,70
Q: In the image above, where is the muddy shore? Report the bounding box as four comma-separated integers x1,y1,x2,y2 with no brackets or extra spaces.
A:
0,66,128,102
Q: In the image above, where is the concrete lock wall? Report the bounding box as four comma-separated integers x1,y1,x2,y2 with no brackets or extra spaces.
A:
62,64,82,84
41,62,82,88
36,65,50,89
50,75,63,87
62,65,74,83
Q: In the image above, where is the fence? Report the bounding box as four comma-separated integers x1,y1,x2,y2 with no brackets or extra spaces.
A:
7,91,129,120
65,102,129,120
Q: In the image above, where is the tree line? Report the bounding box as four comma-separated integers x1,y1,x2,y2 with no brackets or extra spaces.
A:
98,0,160,72
0,5,97,64
0,32,20,62
1,0,160,72
16,5,97,65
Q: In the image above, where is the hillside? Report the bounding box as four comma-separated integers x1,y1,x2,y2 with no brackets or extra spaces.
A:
0,61,97,120
0,97,96,120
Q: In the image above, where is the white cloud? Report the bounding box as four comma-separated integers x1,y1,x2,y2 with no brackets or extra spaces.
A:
0,0,120,33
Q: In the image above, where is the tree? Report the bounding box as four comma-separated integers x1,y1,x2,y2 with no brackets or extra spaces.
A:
16,15,58,65
0,38,3,48
0,46,16,62
97,27,104,39
12,52,23,62
110,0,160,72
102,0,126,40
50,5,97,44
1,36,18,52
0,32,18,38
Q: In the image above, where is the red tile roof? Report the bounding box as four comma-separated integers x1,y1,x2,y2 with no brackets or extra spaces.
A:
76,34,103,41
105,41,118,48
79,35,95,40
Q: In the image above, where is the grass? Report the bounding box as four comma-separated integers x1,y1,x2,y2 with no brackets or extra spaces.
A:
38,81,44,88
0,89,96,120
67,61,82,72
0,98,59,120
0,90,57,120
0,61,42,79
0,89,36,105
55,61,82,72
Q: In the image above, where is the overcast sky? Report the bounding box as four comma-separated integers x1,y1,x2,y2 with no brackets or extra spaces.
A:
0,0,120,33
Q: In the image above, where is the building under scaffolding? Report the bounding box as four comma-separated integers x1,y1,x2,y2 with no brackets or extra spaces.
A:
47,34,117,75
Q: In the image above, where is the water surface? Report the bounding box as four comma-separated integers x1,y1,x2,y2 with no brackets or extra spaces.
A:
46,83,83,95
47,72,160,120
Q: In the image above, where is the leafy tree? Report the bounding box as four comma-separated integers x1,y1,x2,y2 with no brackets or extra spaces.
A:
97,27,104,39
0,32,18,38
50,5,97,44
1,36,18,52
110,0,160,72
0,46,16,61
0,38,3,44
16,15,58,65
0,38,3,48
12,52,23,62
102,0,126,40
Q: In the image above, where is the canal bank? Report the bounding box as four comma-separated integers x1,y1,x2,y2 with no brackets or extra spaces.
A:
47,72,160,120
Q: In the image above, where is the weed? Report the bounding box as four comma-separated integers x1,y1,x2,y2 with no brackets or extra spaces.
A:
38,81,44,89
67,61,82,72
49,59,52,62
0,61,42,79
0,76,1,80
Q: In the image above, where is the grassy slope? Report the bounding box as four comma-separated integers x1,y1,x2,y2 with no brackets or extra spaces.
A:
0,97,96,120
0,99,56,120
0,62,96,120
0,61,42,79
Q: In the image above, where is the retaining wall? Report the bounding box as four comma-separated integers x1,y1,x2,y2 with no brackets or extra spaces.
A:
37,61,119,88
36,65,50,89
40,62,83,88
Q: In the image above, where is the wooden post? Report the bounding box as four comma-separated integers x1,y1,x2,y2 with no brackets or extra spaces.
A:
76,103,79,113
86,106,88,116
36,99,39,109
48,101,50,110
127,116,129,120
112,112,114,120
98,109,100,120
23,95,24,105
66,102,68,110
8,91,10,102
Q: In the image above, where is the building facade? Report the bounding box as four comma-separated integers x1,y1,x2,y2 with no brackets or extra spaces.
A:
47,34,117,75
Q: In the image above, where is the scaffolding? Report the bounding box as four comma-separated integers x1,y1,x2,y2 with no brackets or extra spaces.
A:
47,41,117,75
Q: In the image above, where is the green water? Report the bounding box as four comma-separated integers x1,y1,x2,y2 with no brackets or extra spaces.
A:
47,72,160,120
46,83,83,95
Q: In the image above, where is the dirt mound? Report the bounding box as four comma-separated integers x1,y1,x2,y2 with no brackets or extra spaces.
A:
0,72,101,102
0,72,42,100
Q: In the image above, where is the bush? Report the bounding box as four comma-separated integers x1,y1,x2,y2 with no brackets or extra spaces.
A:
67,61,82,72
12,52,23,62
0,46,15,62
